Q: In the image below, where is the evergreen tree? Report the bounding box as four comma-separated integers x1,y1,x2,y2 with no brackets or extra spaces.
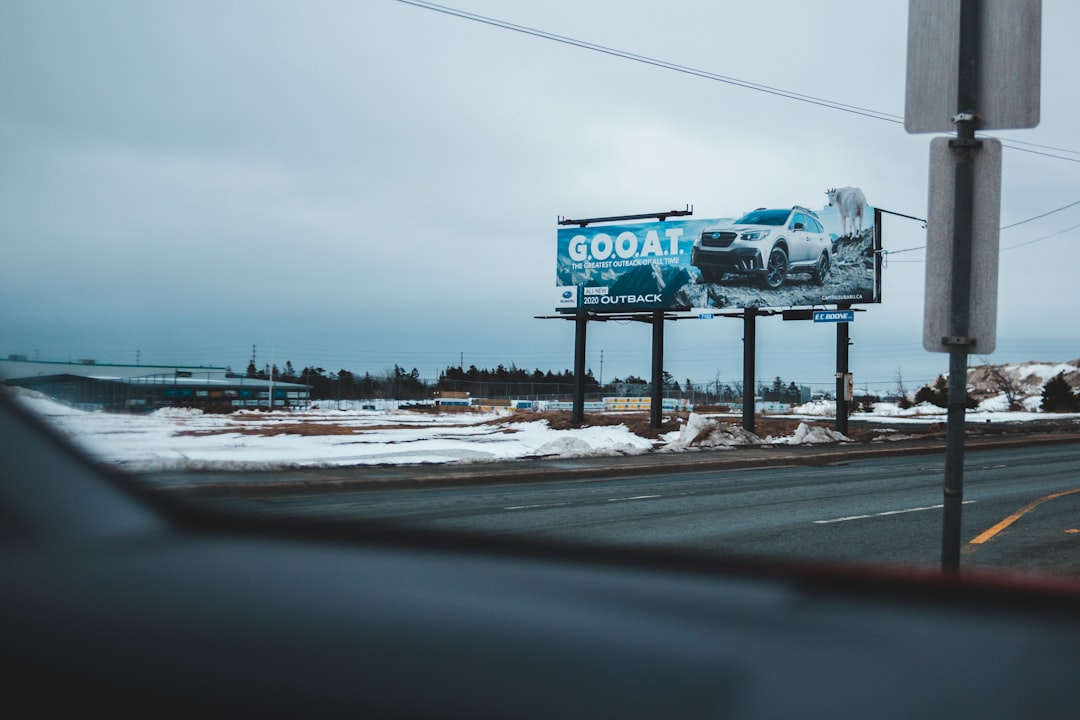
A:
337,369,355,398
1041,372,1079,412
915,377,948,407
786,381,801,404
915,376,977,409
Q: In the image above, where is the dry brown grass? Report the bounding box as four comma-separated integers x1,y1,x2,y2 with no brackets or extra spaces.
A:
536,411,938,443
172,408,934,442
176,422,362,437
175,408,526,438
535,410,694,440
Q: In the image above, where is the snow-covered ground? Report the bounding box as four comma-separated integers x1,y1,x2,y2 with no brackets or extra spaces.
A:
10,385,1080,473
12,388,655,471
788,397,1057,422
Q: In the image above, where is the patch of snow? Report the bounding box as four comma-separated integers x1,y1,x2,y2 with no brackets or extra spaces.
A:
976,393,1010,413
153,407,205,418
663,413,764,450
1016,362,1078,383
872,433,922,442
768,422,851,445
865,402,915,417
1023,395,1044,412
789,400,835,416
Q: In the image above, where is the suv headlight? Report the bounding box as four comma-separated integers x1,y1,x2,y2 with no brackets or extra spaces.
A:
740,229,771,242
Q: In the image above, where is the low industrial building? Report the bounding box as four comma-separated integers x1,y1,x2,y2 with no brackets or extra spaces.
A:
0,357,310,412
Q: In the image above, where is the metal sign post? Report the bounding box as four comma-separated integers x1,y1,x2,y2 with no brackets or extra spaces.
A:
939,0,982,573
906,0,1040,574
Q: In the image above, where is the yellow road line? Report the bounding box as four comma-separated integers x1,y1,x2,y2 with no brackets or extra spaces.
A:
969,488,1080,545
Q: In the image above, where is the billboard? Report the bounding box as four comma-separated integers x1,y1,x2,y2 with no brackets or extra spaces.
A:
556,193,880,313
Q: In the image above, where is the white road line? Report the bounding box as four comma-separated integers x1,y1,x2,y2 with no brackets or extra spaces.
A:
814,500,975,524
505,495,663,511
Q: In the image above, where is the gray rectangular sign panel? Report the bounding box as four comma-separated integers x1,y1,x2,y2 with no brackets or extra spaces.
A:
923,137,1001,354
905,0,1041,133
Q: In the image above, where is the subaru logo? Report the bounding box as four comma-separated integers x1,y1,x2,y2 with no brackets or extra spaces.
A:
562,291,573,299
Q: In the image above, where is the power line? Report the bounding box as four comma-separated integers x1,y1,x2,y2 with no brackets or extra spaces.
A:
982,135,1080,157
398,1,1080,165
883,198,1080,258
991,140,1080,165
1002,221,1080,250
1000,199,1080,229
397,0,902,123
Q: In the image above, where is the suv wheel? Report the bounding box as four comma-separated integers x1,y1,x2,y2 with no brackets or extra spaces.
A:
811,252,830,285
760,247,788,290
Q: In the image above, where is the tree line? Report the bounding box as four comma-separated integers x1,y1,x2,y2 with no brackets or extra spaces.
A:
240,360,429,400
238,360,603,401
234,360,759,403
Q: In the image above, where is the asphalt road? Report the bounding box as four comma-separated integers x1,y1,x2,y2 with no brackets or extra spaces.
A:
152,434,1080,580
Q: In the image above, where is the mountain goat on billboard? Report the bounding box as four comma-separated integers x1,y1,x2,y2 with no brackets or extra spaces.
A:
825,187,867,237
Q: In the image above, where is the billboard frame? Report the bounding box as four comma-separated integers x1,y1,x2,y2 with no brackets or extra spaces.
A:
556,202,881,315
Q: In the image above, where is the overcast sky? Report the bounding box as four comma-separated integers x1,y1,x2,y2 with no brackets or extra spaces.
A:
2,1,1077,394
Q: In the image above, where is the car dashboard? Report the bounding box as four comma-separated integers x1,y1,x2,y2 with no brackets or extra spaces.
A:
2,390,1079,718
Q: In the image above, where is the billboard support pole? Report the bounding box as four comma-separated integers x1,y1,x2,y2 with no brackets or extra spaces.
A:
556,206,693,426
650,311,664,428
572,310,588,423
835,303,851,435
742,308,757,434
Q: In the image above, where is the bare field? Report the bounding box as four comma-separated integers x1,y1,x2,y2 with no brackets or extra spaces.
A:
172,409,912,444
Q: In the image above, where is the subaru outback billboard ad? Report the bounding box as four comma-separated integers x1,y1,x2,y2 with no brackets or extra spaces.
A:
556,189,880,313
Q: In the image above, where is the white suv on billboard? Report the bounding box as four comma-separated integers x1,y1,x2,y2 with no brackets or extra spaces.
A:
691,206,831,290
